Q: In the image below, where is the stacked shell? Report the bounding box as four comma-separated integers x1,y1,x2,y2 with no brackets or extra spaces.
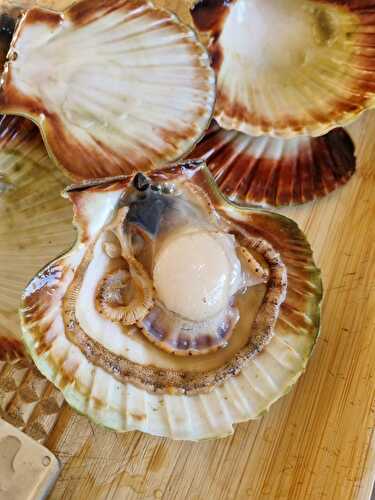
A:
188,0,375,206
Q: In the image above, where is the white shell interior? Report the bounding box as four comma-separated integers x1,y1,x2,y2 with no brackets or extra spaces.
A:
212,0,365,136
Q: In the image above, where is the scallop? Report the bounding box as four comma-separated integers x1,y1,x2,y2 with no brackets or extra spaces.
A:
112,175,262,355
191,0,375,138
20,161,322,440
84,171,267,356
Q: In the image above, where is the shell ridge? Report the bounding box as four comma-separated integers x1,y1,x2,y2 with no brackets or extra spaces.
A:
1,0,215,179
191,0,375,136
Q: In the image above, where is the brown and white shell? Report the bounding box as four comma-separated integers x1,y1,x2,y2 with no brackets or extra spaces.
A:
0,0,216,179
190,121,356,207
20,162,322,440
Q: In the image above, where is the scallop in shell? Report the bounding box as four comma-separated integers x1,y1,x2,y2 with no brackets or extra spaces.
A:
191,0,375,138
0,0,215,179
20,161,322,440
190,121,356,207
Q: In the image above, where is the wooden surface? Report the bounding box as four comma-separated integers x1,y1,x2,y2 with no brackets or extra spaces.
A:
0,1,374,499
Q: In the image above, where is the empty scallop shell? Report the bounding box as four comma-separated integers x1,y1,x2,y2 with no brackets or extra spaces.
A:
191,121,356,207
0,0,215,179
20,162,322,440
191,0,375,138
0,0,73,358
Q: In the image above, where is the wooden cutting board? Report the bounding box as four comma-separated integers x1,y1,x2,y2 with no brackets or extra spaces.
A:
0,1,374,499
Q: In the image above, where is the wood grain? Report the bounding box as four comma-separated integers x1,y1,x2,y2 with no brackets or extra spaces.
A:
0,1,374,499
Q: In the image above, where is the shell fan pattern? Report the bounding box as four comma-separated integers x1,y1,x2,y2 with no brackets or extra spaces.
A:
0,0,216,180
190,121,356,207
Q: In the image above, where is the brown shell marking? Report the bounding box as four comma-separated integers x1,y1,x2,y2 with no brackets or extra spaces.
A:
191,0,233,32
0,6,21,73
191,0,375,137
191,0,232,71
0,0,215,180
190,121,356,207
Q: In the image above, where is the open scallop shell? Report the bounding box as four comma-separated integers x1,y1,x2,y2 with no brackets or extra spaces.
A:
20,162,322,440
0,0,215,179
191,0,375,138
191,121,356,207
